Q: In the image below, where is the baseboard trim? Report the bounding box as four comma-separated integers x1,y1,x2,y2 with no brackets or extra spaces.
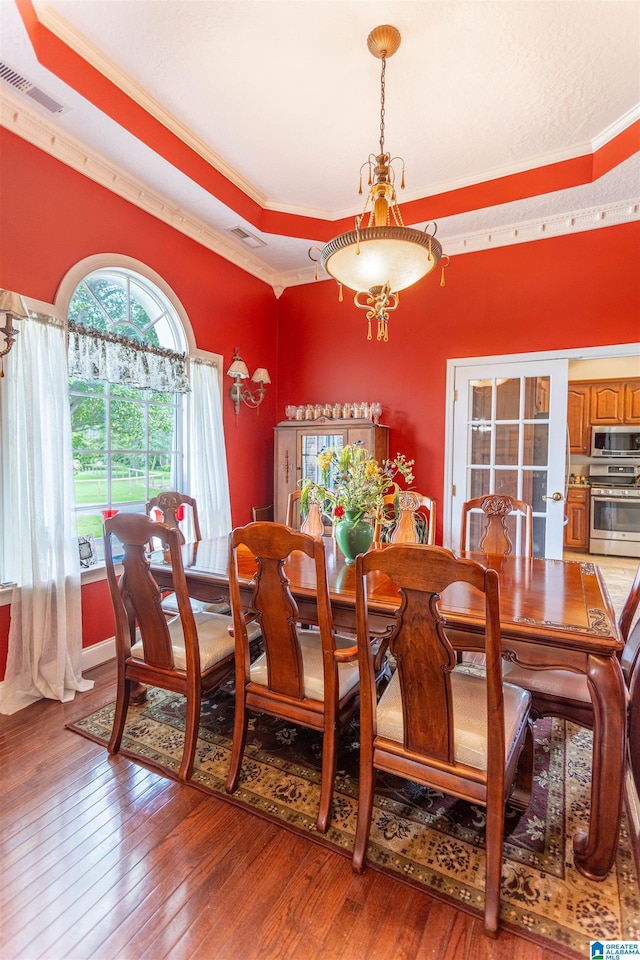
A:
82,637,116,671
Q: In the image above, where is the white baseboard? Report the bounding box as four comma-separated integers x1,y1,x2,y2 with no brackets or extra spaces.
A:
82,636,115,671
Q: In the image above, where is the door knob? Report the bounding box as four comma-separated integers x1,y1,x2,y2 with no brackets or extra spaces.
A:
542,491,564,501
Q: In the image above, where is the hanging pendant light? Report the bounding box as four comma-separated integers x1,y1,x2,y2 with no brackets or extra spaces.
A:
310,25,449,342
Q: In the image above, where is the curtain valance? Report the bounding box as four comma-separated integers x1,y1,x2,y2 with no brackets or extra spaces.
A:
67,321,190,393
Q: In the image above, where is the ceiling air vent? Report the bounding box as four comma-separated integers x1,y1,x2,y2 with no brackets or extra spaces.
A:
228,226,267,249
0,61,69,116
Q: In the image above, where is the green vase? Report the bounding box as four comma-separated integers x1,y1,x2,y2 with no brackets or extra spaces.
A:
335,510,374,563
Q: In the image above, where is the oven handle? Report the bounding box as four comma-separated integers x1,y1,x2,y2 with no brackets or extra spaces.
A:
591,495,640,504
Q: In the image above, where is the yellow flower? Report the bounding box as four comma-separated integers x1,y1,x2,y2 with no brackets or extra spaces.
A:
365,461,380,479
317,451,333,472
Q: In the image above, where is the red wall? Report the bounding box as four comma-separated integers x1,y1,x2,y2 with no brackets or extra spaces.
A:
276,223,640,524
1,127,639,679
0,129,278,666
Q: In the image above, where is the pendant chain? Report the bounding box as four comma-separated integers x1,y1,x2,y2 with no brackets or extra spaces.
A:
379,54,387,157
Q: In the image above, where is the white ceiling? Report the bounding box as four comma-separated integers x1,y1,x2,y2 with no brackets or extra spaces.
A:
1,0,639,293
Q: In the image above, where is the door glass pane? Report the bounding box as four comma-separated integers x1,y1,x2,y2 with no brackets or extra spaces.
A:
523,423,549,466
495,424,519,465
470,383,492,420
468,468,490,498
496,379,520,420
523,469,548,512
532,515,546,557
494,469,518,498
525,376,550,419
470,424,492,464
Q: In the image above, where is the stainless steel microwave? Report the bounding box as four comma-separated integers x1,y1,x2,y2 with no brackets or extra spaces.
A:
591,425,640,458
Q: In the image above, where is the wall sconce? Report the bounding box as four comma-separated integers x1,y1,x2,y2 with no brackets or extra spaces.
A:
0,289,28,378
226,347,271,415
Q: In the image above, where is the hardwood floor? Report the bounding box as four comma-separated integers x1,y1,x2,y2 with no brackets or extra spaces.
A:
0,662,570,960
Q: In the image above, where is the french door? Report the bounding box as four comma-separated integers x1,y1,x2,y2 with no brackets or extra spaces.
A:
448,358,568,558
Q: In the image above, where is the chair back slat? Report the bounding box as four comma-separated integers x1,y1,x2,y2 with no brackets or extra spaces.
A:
356,544,504,771
230,522,334,701
374,491,436,545
105,513,196,672
460,494,533,556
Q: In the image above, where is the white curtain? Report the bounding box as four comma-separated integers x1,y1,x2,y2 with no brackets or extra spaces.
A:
189,359,232,538
0,314,93,714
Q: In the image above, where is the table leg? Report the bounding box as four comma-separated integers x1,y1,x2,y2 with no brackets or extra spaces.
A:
573,653,626,880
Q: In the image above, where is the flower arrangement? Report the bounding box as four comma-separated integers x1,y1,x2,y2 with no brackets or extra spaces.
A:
300,442,415,525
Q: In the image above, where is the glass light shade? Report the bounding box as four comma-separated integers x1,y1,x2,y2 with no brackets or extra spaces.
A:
252,367,271,385
320,227,443,293
227,357,249,379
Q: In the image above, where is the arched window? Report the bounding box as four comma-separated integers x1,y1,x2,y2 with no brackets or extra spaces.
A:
68,268,188,553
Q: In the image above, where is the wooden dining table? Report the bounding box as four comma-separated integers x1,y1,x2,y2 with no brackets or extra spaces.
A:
150,535,626,883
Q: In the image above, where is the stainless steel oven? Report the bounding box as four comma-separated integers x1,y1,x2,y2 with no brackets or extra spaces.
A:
589,463,640,558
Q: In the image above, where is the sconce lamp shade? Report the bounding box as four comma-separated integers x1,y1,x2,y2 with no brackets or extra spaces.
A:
0,289,28,376
0,289,29,319
251,367,271,385
227,353,250,379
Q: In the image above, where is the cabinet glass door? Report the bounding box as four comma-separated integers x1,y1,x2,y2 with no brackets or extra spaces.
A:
300,433,345,484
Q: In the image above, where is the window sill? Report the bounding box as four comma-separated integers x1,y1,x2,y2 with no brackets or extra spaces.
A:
0,564,122,606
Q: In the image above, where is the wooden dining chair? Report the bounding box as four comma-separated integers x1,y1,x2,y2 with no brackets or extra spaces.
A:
146,490,202,541
146,490,230,614
226,521,366,833
104,513,257,781
352,543,534,936
460,494,533,557
373,491,436,545
286,488,333,537
251,504,273,522
285,489,302,528
502,562,640,729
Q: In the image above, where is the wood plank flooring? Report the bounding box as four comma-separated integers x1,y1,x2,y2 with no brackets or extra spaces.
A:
0,661,571,960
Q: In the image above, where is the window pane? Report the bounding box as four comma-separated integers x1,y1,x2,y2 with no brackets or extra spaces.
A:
494,470,518,498
495,379,520,420
470,424,492,465
468,468,490,498
111,399,145,450
523,423,549,466
149,403,176,451
71,396,107,450
470,383,492,421
495,424,520,465
524,469,548,512
74,455,108,506
149,457,175,498
532,515,546,558
525,376,550,419
112,454,147,503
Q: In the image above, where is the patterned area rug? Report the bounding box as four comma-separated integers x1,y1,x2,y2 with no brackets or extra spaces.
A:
68,685,640,957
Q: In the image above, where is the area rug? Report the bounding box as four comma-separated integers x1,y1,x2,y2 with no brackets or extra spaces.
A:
68,685,640,957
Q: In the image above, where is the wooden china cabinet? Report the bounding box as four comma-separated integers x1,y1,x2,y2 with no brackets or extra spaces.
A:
273,418,389,526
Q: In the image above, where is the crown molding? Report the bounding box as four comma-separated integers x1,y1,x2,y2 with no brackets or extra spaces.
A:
0,90,285,294
2,89,639,297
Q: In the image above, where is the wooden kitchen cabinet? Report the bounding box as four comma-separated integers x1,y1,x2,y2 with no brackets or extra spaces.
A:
564,486,590,551
567,383,591,454
625,382,640,423
273,418,389,525
590,381,626,424
568,378,640,453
